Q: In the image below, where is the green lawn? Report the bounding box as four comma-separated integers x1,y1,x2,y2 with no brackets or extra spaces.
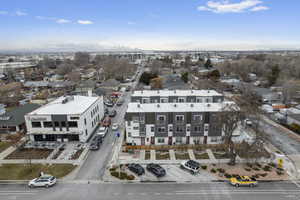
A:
0,164,76,180
0,142,11,153
194,152,210,159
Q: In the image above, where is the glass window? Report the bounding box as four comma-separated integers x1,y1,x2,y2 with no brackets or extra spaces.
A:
151,127,154,132
158,127,165,132
178,98,185,103
157,115,165,121
193,115,202,121
54,121,59,127
176,137,182,143
176,115,184,122
61,121,66,127
31,121,41,128
43,121,52,128
157,138,165,143
70,117,79,120
68,121,78,128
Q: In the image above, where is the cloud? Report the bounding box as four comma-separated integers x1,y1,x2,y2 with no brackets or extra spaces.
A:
127,21,136,25
0,11,8,15
56,19,71,24
77,20,93,25
250,5,269,11
197,0,269,13
15,10,27,16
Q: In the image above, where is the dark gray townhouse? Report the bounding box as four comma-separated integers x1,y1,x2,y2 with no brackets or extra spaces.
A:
125,90,236,145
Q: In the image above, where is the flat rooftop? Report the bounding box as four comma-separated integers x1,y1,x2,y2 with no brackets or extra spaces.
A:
131,90,222,97
28,95,99,115
127,102,236,113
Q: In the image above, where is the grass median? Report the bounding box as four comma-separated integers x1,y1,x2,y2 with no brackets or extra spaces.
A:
0,142,11,153
0,164,76,180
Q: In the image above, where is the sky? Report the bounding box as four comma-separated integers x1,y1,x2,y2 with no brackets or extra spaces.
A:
0,0,300,51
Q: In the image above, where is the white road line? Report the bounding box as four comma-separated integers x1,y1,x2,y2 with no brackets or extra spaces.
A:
292,180,300,188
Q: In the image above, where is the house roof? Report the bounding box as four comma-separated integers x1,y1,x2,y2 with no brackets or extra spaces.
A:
126,101,236,113
0,104,40,127
132,89,223,97
28,95,100,115
100,79,120,87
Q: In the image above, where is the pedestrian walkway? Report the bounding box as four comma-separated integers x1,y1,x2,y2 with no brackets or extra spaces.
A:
206,149,217,162
0,146,16,160
150,150,156,160
169,149,176,160
188,149,195,160
140,150,145,160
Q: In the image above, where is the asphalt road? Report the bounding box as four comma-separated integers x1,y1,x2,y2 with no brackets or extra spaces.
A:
0,181,299,200
74,66,143,180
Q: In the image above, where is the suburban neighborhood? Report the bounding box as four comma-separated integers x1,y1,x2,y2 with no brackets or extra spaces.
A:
0,0,300,199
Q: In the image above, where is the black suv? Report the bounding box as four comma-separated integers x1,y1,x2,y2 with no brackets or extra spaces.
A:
109,110,117,117
128,164,145,176
146,163,166,177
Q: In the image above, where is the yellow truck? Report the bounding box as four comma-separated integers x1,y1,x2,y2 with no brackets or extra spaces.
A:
229,176,258,187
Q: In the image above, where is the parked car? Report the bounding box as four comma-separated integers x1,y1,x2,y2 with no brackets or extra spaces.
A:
116,99,124,106
104,101,114,107
97,127,108,137
92,135,103,144
89,142,100,150
146,163,166,177
180,160,200,174
229,176,258,187
128,163,145,176
111,123,119,131
28,175,57,188
104,108,109,115
101,116,111,127
245,119,253,126
109,110,117,117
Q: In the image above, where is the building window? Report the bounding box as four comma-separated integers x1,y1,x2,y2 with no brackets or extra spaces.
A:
158,127,166,132
178,98,185,103
43,121,52,128
84,118,87,125
176,115,184,122
92,121,94,127
157,115,166,121
133,126,139,130
70,117,79,120
196,98,203,103
194,126,201,132
68,121,78,128
151,127,154,132
211,137,218,142
193,115,202,121
61,121,66,127
140,116,145,124
176,126,184,132
54,121,59,127
169,126,173,132
157,138,165,143
160,98,168,103
31,121,41,128
85,129,88,136
176,137,182,143
128,132,132,137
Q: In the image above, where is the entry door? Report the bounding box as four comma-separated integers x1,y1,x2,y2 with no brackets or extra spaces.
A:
168,137,172,145
186,136,190,144
141,137,145,145
150,137,155,145
203,136,207,144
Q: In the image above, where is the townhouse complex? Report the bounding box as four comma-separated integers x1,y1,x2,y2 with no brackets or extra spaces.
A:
125,90,236,145
25,95,104,142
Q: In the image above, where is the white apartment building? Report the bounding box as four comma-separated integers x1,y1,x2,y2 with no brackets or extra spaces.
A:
25,95,104,142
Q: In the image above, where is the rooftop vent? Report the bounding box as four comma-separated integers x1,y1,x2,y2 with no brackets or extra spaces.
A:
157,90,160,94
207,103,211,107
191,90,194,94
174,90,176,94
190,104,194,107
62,96,74,104
157,104,160,108
207,90,210,93
174,104,177,107
137,104,140,108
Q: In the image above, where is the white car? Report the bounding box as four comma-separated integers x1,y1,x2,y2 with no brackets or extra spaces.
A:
112,123,119,131
97,127,108,137
245,119,253,126
28,175,57,188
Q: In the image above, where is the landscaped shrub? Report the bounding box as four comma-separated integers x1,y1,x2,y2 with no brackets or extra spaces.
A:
276,170,284,175
224,173,232,178
212,164,216,166
201,165,207,170
246,163,253,168
210,168,217,173
255,163,262,168
217,168,225,173
244,168,251,171
109,167,117,172
260,173,268,177
263,165,271,171
110,171,135,180
277,167,284,171
268,163,276,168
252,167,260,171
